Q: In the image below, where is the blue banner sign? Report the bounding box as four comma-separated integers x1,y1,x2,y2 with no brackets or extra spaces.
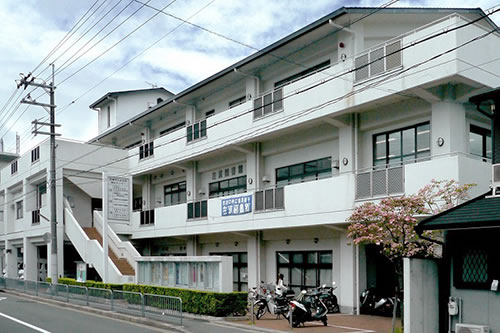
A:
221,195,252,216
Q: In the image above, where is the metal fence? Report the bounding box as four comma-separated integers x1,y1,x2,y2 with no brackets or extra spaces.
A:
0,278,182,325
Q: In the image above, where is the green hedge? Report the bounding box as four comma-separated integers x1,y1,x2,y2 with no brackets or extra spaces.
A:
123,284,247,317
52,278,246,317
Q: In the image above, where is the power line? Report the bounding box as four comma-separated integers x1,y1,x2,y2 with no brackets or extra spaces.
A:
1,21,497,210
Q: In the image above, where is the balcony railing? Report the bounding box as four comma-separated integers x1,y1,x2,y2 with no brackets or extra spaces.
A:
139,142,154,160
187,200,208,220
354,39,402,82
32,209,40,224
186,120,207,143
255,187,284,212
253,88,283,119
355,166,404,200
140,209,155,225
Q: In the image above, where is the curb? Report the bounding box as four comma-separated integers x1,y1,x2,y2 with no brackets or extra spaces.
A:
2,290,190,333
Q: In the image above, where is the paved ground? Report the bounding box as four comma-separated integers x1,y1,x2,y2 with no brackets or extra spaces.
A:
0,293,173,333
230,312,402,333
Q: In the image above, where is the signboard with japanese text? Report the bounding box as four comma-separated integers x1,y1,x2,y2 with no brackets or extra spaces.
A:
107,176,130,221
221,195,252,216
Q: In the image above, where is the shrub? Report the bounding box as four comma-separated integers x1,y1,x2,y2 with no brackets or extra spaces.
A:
54,278,246,316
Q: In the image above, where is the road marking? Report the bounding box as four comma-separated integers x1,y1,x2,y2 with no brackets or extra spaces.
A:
0,311,52,333
0,297,6,301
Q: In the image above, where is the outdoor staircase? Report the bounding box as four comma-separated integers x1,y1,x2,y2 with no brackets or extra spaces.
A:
82,227,135,276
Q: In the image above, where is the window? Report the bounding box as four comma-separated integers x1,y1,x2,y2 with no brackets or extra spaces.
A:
139,142,154,160
36,183,46,209
31,146,40,163
470,125,491,159
276,157,332,187
125,140,142,149
140,209,155,226
255,187,284,211
211,252,248,291
274,60,331,88
373,122,430,167
133,197,142,211
187,200,208,220
229,96,246,108
355,39,402,82
160,122,185,137
209,176,246,197
186,120,207,143
277,251,333,294
205,110,215,118
164,181,186,206
107,106,111,128
253,88,283,119
453,236,499,290
16,200,23,219
11,161,18,175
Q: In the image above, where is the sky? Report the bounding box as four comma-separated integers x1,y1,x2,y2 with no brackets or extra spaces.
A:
0,0,498,154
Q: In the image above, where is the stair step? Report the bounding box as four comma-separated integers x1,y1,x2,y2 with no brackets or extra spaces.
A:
82,227,135,276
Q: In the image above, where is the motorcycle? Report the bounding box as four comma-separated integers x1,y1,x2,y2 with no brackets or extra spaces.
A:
289,290,328,327
317,281,340,314
252,285,294,319
359,288,397,317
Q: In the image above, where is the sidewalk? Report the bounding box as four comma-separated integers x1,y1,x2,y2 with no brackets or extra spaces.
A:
224,313,402,333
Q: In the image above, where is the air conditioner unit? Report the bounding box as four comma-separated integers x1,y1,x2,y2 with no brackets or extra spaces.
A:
491,163,500,195
456,323,490,333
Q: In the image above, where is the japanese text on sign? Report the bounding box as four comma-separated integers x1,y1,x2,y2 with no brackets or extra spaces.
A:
221,195,252,216
108,176,130,221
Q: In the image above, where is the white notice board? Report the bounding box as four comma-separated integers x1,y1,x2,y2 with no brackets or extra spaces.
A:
107,176,130,221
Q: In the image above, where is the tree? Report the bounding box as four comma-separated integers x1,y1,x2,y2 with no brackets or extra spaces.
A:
347,179,474,331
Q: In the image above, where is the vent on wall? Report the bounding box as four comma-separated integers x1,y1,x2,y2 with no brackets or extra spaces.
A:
456,323,489,333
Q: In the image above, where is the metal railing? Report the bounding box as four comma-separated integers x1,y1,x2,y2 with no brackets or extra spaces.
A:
0,278,182,325
355,166,404,200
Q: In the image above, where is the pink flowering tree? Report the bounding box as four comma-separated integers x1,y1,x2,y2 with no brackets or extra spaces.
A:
347,179,474,328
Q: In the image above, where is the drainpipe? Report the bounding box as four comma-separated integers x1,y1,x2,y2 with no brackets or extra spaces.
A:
233,68,260,96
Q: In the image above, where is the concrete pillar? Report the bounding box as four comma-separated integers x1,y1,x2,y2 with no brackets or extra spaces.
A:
245,143,260,192
186,236,200,256
4,190,13,234
431,101,467,156
5,240,16,278
245,76,259,100
404,258,439,333
185,161,198,202
339,233,355,313
338,116,355,173
142,175,152,210
23,237,37,281
246,231,262,289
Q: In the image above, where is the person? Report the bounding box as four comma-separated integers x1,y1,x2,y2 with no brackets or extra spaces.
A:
276,273,287,296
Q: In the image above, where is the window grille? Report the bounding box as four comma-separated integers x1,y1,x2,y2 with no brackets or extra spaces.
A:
255,187,284,212
186,120,207,143
139,142,154,160
31,146,40,163
187,200,208,220
140,209,155,225
354,39,402,82
11,161,18,174
253,88,283,119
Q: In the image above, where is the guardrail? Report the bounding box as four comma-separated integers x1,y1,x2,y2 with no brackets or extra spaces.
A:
0,277,182,325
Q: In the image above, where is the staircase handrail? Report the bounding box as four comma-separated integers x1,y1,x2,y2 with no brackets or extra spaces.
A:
64,205,124,283
93,210,140,273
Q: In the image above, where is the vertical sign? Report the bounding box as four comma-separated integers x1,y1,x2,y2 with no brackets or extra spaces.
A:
107,176,130,221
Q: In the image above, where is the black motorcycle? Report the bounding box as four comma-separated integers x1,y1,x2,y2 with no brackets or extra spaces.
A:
289,290,328,327
360,288,397,317
318,281,340,313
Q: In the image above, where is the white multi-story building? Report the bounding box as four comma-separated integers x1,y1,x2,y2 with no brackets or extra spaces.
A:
1,7,499,312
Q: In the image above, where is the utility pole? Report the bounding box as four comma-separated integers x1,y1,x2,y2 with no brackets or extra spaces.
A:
17,64,61,283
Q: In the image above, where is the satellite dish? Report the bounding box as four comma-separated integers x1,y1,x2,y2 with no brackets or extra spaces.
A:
42,232,51,243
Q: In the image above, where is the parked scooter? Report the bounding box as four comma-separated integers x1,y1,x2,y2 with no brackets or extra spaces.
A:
359,288,396,316
253,285,294,319
317,281,340,313
289,290,328,327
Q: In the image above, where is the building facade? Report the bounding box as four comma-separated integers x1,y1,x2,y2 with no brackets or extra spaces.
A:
1,7,499,313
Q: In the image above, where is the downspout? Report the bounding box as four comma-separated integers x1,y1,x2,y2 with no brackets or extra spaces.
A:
233,68,260,96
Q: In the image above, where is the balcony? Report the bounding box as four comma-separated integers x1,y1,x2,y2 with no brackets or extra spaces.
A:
355,166,404,200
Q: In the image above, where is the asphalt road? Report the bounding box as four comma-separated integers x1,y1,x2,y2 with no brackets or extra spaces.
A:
0,292,259,333
0,293,173,333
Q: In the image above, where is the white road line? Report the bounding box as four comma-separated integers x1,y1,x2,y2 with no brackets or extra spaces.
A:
0,311,52,333
0,297,6,301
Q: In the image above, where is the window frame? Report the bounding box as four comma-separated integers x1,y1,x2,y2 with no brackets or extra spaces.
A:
31,146,40,163
164,181,187,207
275,157,332,186
16,200,23,219
469,124,492,159
209,175,247,198
372,122,430,167
11,160,18,175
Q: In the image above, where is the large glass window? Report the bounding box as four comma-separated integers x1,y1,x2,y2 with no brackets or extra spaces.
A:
276,157,331,187
276,251,332,293
469,125,492,159
164,181,186,206
209,176,246,197
211,252,248,291
373,122,430,167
